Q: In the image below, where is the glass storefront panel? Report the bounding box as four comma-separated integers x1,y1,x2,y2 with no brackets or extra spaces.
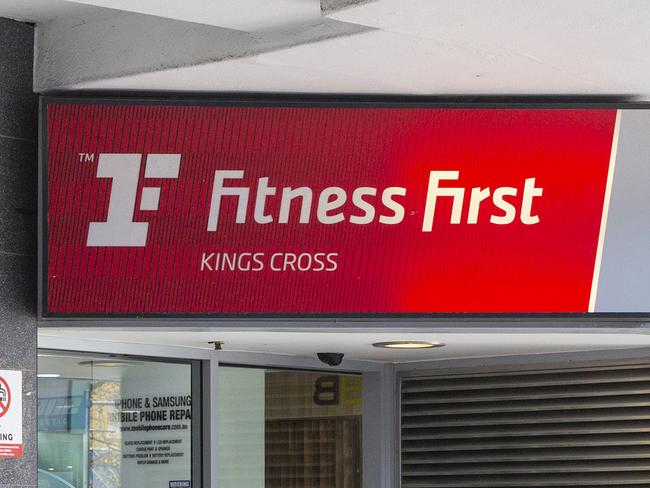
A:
37,351,194,488
218,367,363,488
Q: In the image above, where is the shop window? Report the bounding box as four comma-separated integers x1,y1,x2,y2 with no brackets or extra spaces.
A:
37,351,197,488
218,367,363,488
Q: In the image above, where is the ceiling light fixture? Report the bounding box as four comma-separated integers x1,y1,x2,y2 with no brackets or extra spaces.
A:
37,373,61,378
372,341,445,349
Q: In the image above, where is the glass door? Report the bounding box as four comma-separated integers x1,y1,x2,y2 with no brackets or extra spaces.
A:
218,366,363,488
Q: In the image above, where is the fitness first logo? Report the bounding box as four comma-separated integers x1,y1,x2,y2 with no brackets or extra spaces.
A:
87,153,181,247
87,153,544,248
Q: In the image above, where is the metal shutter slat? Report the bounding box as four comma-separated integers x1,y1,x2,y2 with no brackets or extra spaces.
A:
402,459,650,475
403,395,650,414
402,381,650,404
402,367,650,394
402,433,650,451
402,471,650,487
401,407,650,425
401,420,650,435
402,445,650,463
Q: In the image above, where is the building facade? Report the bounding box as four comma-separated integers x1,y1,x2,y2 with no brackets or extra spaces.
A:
2,3,650,488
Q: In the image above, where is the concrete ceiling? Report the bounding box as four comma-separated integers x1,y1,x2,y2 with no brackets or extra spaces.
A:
38,328,650,363
0,0,648,96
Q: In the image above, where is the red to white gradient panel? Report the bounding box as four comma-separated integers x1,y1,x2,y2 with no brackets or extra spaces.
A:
45,104,618,315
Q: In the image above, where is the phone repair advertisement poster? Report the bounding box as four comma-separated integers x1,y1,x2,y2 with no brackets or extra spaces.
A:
0,370,23,458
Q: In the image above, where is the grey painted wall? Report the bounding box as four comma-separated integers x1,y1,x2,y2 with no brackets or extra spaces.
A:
0,17,38,488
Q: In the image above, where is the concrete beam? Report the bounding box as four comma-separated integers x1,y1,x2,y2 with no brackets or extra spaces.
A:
66,0,323,32
321,0,377,15
34,7,372,92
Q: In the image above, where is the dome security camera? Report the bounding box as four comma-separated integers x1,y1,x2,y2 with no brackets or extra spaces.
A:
317,352,344,367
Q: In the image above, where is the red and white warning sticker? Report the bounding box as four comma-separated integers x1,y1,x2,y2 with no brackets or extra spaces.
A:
0,370,22,458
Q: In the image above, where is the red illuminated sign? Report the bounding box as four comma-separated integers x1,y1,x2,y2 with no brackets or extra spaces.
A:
43,101,618,315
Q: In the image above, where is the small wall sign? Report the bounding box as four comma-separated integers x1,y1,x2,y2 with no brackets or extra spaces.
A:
0,370,22,458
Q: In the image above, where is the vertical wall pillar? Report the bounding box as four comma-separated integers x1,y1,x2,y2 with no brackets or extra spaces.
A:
0,17,38,488
363,364,398,488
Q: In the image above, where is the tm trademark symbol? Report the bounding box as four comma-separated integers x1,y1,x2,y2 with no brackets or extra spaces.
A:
78,152,95,163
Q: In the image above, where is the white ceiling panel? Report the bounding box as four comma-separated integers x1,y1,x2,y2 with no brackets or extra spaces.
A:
39,329,650,363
